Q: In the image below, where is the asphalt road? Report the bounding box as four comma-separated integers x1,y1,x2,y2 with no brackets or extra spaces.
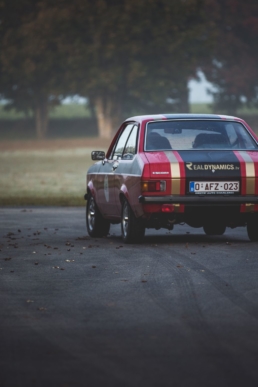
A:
1,207,258,387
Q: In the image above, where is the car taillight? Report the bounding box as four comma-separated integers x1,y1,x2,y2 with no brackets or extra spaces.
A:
141,180,166,192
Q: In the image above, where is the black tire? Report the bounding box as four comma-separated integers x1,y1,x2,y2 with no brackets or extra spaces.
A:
86,194,110,237
121,199,145,243
203,223,226,236
247,219,258,242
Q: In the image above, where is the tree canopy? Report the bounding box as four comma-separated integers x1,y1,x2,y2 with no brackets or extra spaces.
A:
202,0,258,114
0,0,257,138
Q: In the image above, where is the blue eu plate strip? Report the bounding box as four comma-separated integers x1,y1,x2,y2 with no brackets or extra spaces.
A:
190,182,195,192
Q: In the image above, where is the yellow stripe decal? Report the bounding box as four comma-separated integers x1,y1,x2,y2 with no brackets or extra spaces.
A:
165,151,181,195
239,151,255,195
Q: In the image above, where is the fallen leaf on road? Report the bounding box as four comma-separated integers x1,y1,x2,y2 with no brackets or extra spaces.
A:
92,265,96,268
37,307,47,311
34,262,39,265
141,280,147,283
26,300,34,303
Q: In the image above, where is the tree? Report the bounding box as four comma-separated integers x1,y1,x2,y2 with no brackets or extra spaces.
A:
0,0,70,138
0,0,209,139
61,0,208,138
201,0,258,114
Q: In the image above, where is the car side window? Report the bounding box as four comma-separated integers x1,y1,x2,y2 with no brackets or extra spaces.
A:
112,124,134,160
122,125,138,160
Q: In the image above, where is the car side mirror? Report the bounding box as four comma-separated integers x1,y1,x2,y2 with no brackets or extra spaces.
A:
91,151,105,160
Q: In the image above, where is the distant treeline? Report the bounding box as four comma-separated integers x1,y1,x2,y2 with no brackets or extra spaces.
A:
0,0,258,139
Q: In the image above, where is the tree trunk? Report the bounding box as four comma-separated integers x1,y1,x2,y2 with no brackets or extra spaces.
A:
178,85,190,113
94,96,122,140
35,98,49,139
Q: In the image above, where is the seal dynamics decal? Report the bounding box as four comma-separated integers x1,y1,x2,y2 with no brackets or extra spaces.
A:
104,175,109,202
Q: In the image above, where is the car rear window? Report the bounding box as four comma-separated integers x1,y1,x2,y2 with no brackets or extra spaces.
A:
145,120,258,151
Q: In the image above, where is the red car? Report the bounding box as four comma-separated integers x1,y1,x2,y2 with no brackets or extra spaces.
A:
85,114,258,243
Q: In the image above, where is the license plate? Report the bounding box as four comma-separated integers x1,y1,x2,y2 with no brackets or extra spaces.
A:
190,181,240,193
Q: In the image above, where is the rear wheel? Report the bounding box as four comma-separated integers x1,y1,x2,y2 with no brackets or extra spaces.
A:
203,223,226,236
247,218,258,242
121,199,145,243
86,194,110,237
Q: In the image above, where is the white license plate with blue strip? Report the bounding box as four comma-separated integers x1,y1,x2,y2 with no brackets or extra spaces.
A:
190,181,240,193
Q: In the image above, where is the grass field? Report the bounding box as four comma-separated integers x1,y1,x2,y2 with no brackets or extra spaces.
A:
0,144,106,206
0,103,91,120
1,102,258,120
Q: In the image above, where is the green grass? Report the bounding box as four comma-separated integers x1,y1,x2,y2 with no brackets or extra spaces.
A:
0,103,91,120
1,102,258,121
0,148,99,206
190,103,213,114
49,104,91,119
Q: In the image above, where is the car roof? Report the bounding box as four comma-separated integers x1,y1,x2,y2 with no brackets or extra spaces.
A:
125,113,241,123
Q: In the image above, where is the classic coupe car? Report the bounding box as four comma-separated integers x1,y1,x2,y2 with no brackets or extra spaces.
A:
85,114,258,243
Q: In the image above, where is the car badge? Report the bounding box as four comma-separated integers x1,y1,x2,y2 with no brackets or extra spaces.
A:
212,169,215,173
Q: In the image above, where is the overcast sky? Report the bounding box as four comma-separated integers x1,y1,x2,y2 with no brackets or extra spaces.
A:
188,71,215,103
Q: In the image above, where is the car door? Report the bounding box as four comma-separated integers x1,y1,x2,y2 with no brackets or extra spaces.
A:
113,124,139,214
96,123,134,218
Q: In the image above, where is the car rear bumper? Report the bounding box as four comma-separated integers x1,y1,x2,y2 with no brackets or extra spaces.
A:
139,195,258,206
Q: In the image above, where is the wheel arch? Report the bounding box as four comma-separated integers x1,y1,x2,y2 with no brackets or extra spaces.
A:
119,184,129,205
87,180,96,198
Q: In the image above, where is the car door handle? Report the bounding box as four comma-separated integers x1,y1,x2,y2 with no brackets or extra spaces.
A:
112,161,119,171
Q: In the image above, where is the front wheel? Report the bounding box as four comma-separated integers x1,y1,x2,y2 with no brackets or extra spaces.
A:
86,194,110,237
247,218,258,242
121,200,145,243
